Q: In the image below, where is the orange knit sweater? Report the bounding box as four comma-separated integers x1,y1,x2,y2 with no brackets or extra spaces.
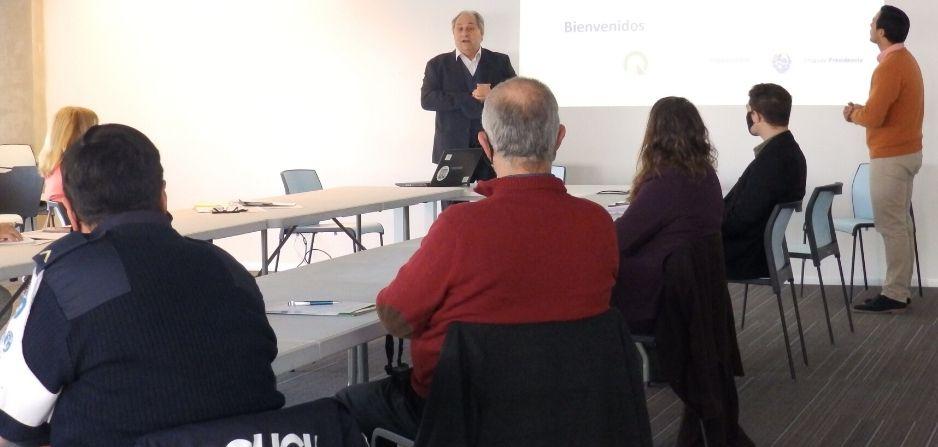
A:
850,48,924,159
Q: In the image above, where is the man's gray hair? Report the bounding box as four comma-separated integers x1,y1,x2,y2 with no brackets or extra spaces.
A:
481,77,560,163
451,10,484,34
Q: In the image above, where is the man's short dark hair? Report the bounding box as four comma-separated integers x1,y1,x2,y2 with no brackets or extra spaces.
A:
62,124,164,225
748,83,792,127
877,5,910,44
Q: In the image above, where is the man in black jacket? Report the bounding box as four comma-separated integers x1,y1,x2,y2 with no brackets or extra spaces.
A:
421,10,516,163
0,124,284,446
723,83,807,279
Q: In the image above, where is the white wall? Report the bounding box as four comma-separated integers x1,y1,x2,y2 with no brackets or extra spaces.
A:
43,0,936,286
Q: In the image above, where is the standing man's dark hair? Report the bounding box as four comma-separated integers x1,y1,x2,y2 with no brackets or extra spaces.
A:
62,124,165,227
876,5,911,43
748,83,792,127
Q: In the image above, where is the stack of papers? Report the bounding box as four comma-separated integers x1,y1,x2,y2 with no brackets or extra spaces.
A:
266,301,376,316
237,200,297,208
606,202,629,220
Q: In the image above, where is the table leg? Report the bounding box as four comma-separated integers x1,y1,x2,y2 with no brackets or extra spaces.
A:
402,207,410,241
260,230,269,276
355,215,362,253
357,343,369,383
347,349,359,386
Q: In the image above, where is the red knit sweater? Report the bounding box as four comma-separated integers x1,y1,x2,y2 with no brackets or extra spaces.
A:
377,174,618,397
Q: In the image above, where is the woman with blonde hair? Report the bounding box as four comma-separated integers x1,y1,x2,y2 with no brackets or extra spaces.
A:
38,106,98,203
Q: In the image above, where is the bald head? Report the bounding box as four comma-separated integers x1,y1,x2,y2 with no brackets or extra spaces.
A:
480,77,561,164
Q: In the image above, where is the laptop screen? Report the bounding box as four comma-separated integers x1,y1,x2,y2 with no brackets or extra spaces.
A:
551,165,566,183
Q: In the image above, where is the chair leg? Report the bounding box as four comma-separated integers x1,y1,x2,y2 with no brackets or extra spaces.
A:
800,260,807,298
789,281,808,366
816,264,835,345
774,290,797,380
836,256,855,332
913,225,923,297
274,229,285,272
858,230,869,291
741,284,749,329
849,233,858,299
800,231,808,297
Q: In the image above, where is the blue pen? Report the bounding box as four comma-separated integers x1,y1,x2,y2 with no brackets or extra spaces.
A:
289,300,335,306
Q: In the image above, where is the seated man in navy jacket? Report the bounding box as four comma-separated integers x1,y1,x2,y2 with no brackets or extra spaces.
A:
0,124,284,446
421,10,516,163
723,83,807,279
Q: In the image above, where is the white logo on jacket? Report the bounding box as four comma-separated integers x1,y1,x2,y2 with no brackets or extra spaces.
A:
226,433,317,447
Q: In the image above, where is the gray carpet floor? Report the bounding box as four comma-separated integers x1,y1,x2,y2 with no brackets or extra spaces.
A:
275,283,938,447
3,280,936,446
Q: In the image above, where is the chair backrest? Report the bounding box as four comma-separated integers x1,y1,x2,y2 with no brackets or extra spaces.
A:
415,309,652,447
135,398,367,447
851,163,873,220
0,144,36,167
764,201,802,293
281,169,324,195
550,165,566,183
804,183,843,253
0,165,44,222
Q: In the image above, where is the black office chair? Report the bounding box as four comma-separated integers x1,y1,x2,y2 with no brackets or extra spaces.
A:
374,310,653,447
789,183,855,344
0,166,43,231
135,398,367,447
633,234,750,447
730,201,807,380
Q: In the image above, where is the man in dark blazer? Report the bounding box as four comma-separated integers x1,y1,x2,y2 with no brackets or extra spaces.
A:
421,10,516,163
723,83,807,280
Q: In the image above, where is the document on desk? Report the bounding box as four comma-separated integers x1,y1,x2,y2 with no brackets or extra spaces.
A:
266,301,376,316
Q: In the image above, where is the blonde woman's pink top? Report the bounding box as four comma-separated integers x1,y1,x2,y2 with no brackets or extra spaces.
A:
44,165,65,203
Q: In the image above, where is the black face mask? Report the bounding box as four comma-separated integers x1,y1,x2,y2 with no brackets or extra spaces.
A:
746,111,756,136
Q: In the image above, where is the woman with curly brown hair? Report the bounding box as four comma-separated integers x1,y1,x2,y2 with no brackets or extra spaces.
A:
610,96,722,334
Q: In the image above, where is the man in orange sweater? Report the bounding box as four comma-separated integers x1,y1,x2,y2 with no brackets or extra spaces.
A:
844,5,923,313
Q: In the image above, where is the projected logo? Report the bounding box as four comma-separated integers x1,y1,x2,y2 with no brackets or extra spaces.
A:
772,53,792,73
623,51,648,75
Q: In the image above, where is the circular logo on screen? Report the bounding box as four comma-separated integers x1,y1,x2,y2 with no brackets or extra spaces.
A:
772,53,792,73
1,331,12,353
623,51,648,75
436,166,450,182
13,297,27,319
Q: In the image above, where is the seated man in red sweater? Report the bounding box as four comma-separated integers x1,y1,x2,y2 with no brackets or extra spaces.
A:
335,77,619,440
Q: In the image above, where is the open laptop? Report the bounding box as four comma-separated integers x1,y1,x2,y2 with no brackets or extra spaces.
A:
396,148,493,187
